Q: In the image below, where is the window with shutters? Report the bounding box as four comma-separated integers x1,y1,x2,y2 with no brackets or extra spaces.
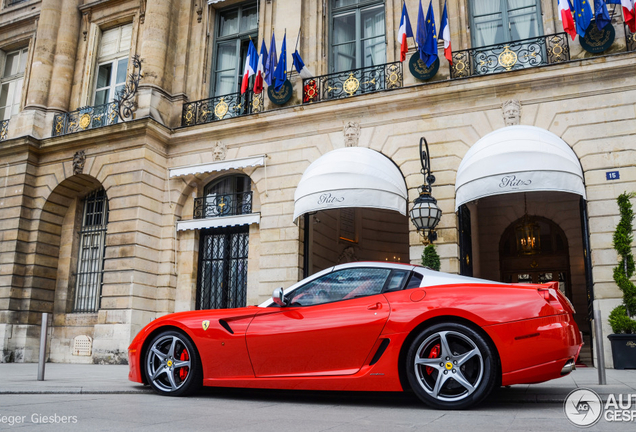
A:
0,47,28,121
93,24,132,105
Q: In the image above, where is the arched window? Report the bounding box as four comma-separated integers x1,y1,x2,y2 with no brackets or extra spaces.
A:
499,216,571,298
195,174,252,218
74,188,108,312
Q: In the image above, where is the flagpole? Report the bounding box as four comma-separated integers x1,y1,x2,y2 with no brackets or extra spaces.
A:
295,28,301,52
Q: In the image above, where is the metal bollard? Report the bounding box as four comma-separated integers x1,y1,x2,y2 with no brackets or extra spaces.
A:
37,312,48,381
593,309,606,385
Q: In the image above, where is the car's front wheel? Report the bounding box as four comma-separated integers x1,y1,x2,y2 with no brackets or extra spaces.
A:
406,322,498,409
144,330,202,396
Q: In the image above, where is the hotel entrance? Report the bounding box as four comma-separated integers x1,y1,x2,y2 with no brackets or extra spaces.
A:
455,126,593,365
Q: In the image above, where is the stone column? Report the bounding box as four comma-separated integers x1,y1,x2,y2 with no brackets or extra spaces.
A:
47,0,82,111
135,0,175,125
139,0,173,89
24,0,63,110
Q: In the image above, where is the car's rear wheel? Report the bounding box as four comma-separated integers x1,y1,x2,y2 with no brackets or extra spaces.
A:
406,322,497,409
145,330,202,396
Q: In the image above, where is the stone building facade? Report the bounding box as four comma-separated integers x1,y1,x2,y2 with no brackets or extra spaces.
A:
0,0,634,368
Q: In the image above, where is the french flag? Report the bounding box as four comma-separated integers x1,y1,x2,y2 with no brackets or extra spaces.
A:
254,40,267,94
608,0,636,32
397,3,413,62
292,50,313,79
438,1,452,64
241,40,258,94
558,0,577,40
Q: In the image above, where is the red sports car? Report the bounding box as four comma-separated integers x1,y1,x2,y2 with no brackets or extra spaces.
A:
128,262,582,409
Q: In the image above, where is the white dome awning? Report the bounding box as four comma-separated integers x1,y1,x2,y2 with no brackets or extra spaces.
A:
455,126,586,211
293,148,407,221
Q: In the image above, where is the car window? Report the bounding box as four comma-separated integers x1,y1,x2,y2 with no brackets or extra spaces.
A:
405,272,423,289
384,270,410,292
289,268,391,307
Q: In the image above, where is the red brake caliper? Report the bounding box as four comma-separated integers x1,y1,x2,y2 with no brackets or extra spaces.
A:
426,344,440,375
179,349,189,380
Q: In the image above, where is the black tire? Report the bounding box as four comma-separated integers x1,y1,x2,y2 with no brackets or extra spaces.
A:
406,322,498,410
144,330,202,396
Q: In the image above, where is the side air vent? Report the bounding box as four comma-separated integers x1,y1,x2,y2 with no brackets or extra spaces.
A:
369,339,390,366
219,319,234,334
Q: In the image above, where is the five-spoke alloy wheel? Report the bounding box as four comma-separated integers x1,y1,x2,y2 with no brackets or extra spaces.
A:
406,323,497,409
145,330,202,396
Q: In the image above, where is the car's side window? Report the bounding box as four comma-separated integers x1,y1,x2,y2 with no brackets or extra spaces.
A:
384,270,410,292
405,272,423,290
289,268,391,307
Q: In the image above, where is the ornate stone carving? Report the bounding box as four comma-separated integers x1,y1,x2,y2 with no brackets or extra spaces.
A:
338,246,359,264
502,99,521,127
73,151,86,175
343,121,361,147
212,141,227,161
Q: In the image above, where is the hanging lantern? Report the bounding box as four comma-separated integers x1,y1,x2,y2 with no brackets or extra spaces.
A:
515,214,541,254
515,194,541,255
409,138,442,243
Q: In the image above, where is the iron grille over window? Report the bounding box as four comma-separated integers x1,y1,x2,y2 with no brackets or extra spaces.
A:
74,188,108,313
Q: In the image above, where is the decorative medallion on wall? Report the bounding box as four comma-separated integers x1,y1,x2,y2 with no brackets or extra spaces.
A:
343,121,361,147
498,46,518,70
502,99,521,127
212,141,226,161
409,55,439,81
73,150,86,175
267,79,293,105
581,21,615,54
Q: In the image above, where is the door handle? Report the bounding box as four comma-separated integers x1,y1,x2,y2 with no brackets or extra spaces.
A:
367,302,382,310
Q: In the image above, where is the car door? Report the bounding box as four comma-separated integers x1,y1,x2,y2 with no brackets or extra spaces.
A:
246,267,392,377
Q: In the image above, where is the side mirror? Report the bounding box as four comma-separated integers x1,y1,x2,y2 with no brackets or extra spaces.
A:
272,287,287,307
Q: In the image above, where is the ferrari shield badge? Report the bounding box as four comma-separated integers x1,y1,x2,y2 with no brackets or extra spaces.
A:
202,320,210,331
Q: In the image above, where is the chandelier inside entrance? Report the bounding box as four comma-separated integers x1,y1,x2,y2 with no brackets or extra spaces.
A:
515,194,541,255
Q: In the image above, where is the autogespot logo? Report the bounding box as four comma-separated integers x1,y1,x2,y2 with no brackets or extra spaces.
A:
564,389,603,427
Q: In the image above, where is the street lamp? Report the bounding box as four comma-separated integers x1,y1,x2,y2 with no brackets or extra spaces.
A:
409,137,442,243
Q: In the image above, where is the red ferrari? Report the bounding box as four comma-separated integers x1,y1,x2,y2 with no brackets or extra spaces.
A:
128,262,582,409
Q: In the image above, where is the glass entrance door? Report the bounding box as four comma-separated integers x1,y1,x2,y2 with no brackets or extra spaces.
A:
197,225,249,309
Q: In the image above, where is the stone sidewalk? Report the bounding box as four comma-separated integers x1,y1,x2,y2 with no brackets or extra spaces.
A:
0,363,634,403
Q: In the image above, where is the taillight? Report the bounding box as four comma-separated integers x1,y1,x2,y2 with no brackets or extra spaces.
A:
537,288,564,312
538,288,551,301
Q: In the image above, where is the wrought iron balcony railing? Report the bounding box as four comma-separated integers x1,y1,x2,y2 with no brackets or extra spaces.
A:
53,102,118,137
0,119,8,141
450,33,570,79
182,90,263,127
303,61,403,104
194,192,253,219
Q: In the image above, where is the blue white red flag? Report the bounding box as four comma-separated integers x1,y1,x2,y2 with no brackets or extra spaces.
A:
273,33,287,92
292,50,313,79
397,3,414,62
254,40,267,94
438,1,452,64
422,1,438,68
606,0,636,32
265,32,277,87
558,0,577,40
572,0,594,37
241,39,258,94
